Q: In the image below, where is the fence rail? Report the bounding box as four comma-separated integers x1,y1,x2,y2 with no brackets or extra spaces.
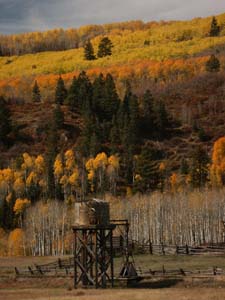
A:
132,241,225,255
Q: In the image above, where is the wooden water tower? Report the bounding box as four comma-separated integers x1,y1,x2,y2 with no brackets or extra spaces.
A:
72,199,116,288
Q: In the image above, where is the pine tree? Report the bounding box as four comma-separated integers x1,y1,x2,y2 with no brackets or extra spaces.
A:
32,80,41,102
141,89,155,138
190,145,209,188
53,103,64,130
45,121,59,198
117,83,132,130
84,40,96,60
76,71,93,115
0,191,16,230
104,73,120,121
79,112,96,157
110,116,120,154
127,94,139,152
66,76,79,111
205,54,220,72
0,96,12,145
97,37,113,58
55,76,67,105
154,101,170,140
92,73,106,120
209,16,220,37
135,142,164,192
180,158,189,175
90,132,101,157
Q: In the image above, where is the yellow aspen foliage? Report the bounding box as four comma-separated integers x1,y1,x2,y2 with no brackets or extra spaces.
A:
126,186,133,197
13,198,31,215
35,155,45,174
65,149,75,170
0,228,8,256
54,155,63,178
93,152,108,170
159,162,166,172
212,137,225,164
8,228,25,256
26,171,37,186
21,153,33,170
86,158,95,171
108,155,119,170
134,174,142,182
6,192,12,203
68,168,79,186
2,168,14,184
185,174,191,185
87,169,95,181
0,171,4,182
39,179,46,188
60,174,69,186
169,173,178,191
210,137,225,186
13,177,25,193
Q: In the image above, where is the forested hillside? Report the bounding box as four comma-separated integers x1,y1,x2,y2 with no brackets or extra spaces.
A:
1,13,225,254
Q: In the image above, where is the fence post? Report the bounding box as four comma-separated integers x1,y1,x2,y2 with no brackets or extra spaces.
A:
186,244,189,255
162,244,165,255
176,245,179,255
149,242,153,255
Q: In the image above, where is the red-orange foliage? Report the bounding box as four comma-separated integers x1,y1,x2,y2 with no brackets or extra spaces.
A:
0,56,210,102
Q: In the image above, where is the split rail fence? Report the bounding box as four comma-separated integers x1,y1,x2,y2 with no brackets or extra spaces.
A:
132,241,225,256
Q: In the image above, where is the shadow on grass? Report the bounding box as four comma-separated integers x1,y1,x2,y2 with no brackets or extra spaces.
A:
128,278,183,289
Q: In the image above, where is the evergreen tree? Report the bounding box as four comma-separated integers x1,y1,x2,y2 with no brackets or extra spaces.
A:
53,103,64,130
0,191,16,230
110,116,120,154
198,127,210,142
79,120,92,157
0,96,12,145
66,76,79,111
83,40,96,60
76,71,93,115
140,89,155,138
127,94,139,152
154,101,170,140
32,80,41,102
180,158,189,175
209,16,220,37
135,142,164,192
190,145,209,188
97,37,113,58
90,131,101,157
55,76,67,105
205,54,220,72
104,73,120,121
117,83,132,130
45,121,59,198
92,73,106,120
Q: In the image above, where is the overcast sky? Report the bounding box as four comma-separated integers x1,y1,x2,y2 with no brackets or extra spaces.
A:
1,0,225,35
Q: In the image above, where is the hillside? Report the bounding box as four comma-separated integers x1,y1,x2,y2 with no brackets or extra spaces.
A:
0,13,225,188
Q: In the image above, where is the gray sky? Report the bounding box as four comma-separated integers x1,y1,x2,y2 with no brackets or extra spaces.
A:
0,0,225,34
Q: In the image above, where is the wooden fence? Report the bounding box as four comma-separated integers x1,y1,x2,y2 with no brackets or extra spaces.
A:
110,236,225,256
15,257,225,281
132,241,225,255
15,257,74,277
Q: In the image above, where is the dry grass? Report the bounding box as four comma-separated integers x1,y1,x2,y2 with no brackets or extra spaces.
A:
1,287,225,300
1,255,225,300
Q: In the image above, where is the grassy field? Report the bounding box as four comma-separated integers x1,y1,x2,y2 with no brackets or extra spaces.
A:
2,253,225,276
1,254,225,299
2,287,225,300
